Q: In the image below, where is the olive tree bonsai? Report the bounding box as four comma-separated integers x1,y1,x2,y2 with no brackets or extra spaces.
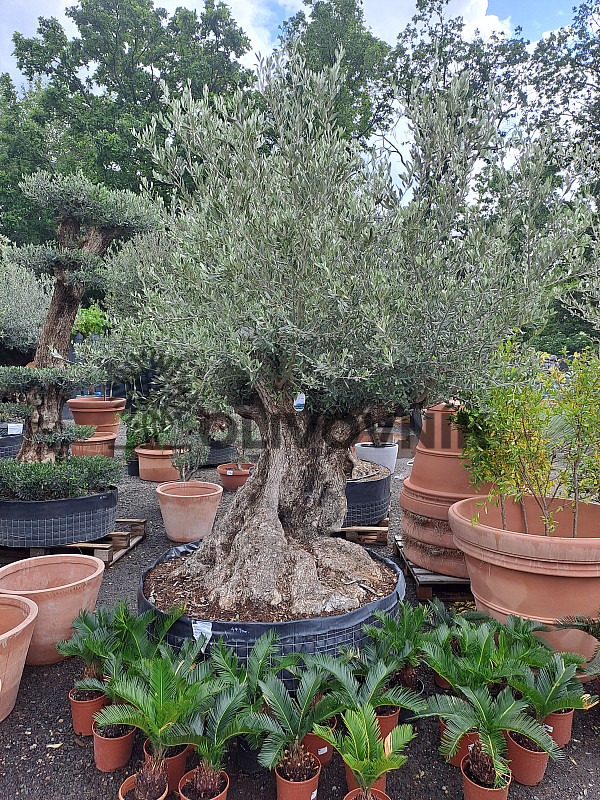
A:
106,50,592,618
0,172,159,462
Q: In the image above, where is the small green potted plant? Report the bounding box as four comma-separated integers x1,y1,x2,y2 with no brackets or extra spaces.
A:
244,668,342,800
313,703,415,800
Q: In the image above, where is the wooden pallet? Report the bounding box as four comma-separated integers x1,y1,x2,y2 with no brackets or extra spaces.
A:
338,517,389,545
0,519,147,567
393,535,472,601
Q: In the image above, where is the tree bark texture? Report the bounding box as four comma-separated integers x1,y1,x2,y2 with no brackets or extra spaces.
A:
33,275,84,368
178,394,393,616
17,384,69,463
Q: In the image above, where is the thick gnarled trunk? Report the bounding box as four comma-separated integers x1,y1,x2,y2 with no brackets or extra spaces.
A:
18,384,69,463
179,397,392,616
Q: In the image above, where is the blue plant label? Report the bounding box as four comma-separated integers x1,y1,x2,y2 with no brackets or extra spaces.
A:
294,392,306,411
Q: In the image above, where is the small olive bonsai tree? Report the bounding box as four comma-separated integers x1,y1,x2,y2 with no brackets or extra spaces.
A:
0,172,159,462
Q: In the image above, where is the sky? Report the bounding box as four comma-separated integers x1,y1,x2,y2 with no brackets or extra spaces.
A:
0,0,576,84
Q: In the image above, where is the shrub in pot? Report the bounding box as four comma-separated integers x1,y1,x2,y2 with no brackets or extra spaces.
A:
313,703,414,800
452,347,600,656
245,668,342,799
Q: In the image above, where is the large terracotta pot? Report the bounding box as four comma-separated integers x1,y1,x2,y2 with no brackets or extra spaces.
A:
449,496,600,658
343,790,390,800
0,595,38,722
543,709,574,748
345,763,385,794
69,687,108,736
135,445,179,482
179,769,229,800
461,756,511,800
0,554,104,665
275,754,321,800
67,396,126,435
400,404,486,579
505,731,549,786
216,462,253,491
156,481,222,543
118,773,168,800
71,432,117,458
301,718,337,766
439,718,479,768
144,739,190,794
93,721,135,772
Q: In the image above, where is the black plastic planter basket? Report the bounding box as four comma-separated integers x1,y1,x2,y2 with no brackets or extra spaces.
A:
138,542,405,672
0,488,118,547
202,444,238,467
0,434,23,460
344,469,392,526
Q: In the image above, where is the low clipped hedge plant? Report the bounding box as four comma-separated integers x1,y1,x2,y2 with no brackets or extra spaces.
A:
0,456,121,501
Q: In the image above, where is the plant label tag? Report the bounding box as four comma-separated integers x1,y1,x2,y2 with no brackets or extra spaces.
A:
543,723,553,733
310,791,317,800
226,469,234,475
317,747,328,755
7,423,23,435
191,620,212,652
468,743,475,752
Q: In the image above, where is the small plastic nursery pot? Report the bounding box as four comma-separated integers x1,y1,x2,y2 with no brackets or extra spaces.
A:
505,732,549,786
67,397,126,435
439,719,479,768
216,462,253,491
156,481,222,543
0,554,105,665
345,763,385,794
69,687,108,736
0,595,38,722
179,769,229,800
354,441,399,473
118,773,168,800
543,709,574,748
275,753,321,800
302,717,337,766
92,721,135,772
461,756,511,800
344,789,390,800
143,740,191,794
138,543,405,673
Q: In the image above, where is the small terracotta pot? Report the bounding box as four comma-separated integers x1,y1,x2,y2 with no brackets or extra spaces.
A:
345,763,385,794
216,463,253,491
71,432,117,458
67,397,126,435
135,445,179,482
376,708,400,741
118,773,168,800
302,718,337,766
505,731,549,786
69,687,108,736
0,554,105,665
461,756,511,800
93,721,135,772
143,739,190,794
439,718,479,768
156,481,223,543
275,754,321,800
344,789,390,800
543,708,574,748
179,768,229,800
0,595,38,722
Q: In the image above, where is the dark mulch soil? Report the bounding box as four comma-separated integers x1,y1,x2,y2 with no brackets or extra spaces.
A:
510,732,545,753
70,689,104,702
144,554,398,623
95,724,133,740
1,423,599,799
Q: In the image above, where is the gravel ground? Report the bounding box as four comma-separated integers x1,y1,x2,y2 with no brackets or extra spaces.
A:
1,424,599,800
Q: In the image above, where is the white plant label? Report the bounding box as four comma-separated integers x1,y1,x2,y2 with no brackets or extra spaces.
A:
191,620,212,652
543,723,553,733
468,743,475,752
310,791,317,800
7,423,23,435
226,469,234,475
317,747,328,755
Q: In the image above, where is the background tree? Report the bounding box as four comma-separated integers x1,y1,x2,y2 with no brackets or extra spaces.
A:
103,51,592,617
0,172,159,461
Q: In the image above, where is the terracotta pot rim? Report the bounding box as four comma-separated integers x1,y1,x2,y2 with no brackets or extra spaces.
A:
67,397,126,408
92,720,135,740
156,481,223,498
0,554,105,596
461,755,511,792
74,432,118,443
179,768,229,800
275,752,321,783
135,445,175,457
68,687,105,702
216,463,253,475
343,789,391,800
0,594,38,637
119,773,168,800
506,730,549,755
